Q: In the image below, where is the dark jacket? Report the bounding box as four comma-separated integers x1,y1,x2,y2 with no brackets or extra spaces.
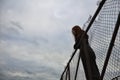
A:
74,31,100,80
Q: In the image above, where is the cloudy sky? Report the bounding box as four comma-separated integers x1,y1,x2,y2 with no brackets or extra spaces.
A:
0,0,98,80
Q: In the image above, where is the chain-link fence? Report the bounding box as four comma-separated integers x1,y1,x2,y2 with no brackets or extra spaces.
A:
89,0,120,79
60,0,120,80
112,76,120,80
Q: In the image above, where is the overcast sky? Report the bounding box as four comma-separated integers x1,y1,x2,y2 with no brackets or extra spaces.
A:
0,0,98,80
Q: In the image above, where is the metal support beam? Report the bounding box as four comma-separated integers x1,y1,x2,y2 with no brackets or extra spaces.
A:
74,52,81,80
68,65,71,80
65,68,68,80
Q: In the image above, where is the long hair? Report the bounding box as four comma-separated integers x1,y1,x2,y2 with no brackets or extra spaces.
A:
72,25,84,42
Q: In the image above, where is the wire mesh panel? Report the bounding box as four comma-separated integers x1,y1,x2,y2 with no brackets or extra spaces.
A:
69,51,79,80
76,59,86,80
60,51,80,80
88,0,120,80
105,26,120,80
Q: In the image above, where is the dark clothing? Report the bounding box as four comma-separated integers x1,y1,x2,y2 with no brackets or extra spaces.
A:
74,32,100,80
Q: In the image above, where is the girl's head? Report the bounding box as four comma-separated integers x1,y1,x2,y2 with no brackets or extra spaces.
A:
72,25,82,41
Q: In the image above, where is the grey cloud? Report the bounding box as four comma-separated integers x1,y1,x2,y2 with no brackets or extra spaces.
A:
0,0,26,12
0,51,60,80
0,0,98,80
0,38,66,80
0,23,49,46
0,25,20,37
10,21,24,30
